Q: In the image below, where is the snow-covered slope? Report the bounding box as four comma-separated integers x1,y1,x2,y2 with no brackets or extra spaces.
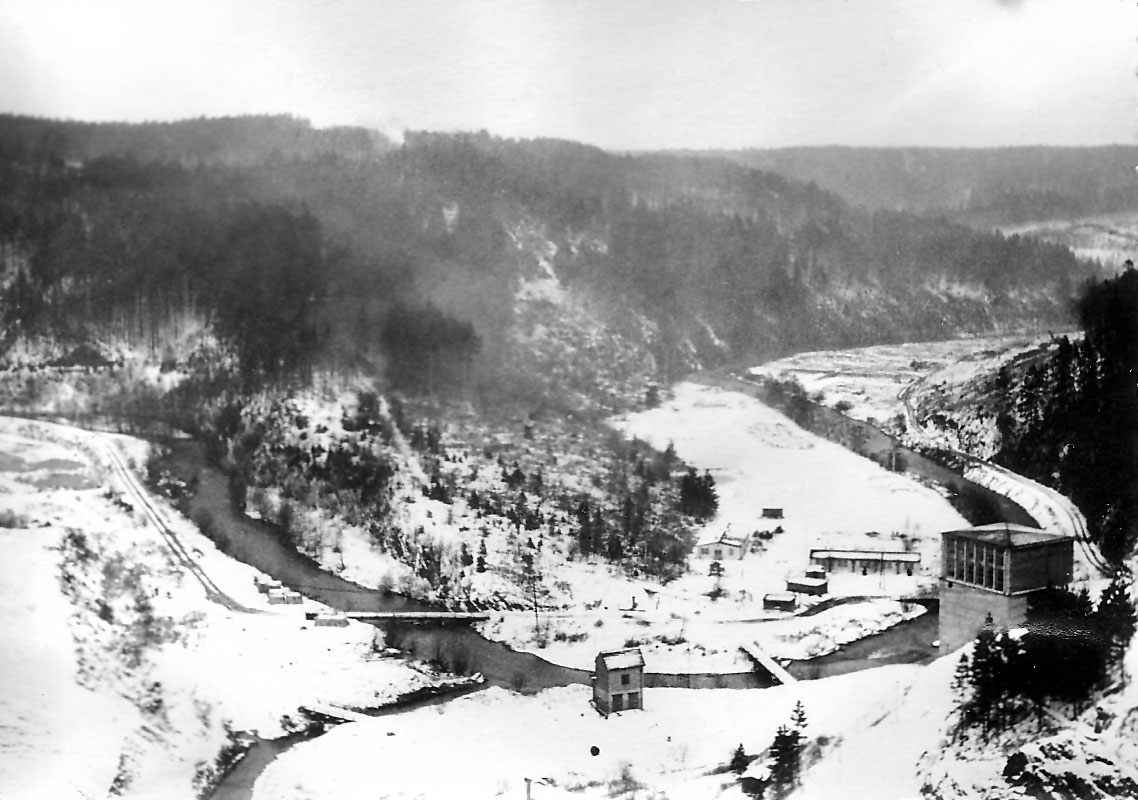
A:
0,419,455,799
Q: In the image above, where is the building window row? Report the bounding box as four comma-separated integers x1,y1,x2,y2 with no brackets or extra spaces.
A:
946,538,1005,591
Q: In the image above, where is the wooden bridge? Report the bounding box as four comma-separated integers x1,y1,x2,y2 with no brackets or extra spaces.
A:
301,702,375,724
343,611,490,622
740,641,798,685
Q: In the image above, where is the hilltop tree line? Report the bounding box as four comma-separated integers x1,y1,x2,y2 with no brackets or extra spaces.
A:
992,266,1138,563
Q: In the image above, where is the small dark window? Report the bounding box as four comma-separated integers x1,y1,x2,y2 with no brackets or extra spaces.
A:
621,673,630,686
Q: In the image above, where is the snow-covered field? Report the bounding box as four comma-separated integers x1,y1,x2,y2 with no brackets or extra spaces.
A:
613,382,967,589
0,419,455,800
749,333,1048,428
253,653,961,800
473,380,967,673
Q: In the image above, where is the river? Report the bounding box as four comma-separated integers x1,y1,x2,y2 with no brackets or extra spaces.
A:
154,436,946,800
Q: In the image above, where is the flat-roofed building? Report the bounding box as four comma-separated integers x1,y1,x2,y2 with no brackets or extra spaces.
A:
939,523,1073,651
786,576,828,596
763,592,798,612
809,548,921,576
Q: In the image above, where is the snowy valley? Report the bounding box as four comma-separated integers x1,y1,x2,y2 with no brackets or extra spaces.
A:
0,115,1135,800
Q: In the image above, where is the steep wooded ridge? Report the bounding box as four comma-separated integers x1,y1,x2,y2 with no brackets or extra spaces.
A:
0,114,1092,395
714,146,1138,225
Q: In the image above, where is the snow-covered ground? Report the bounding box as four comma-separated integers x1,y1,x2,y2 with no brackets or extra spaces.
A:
253,653,960,800
612,382,967,589
0,419,456,800
471,380,966,673
749,334,1047,428
483,599,926,674
255,626,1138,800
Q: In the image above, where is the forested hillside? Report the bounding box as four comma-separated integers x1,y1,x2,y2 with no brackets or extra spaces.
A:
992,268,1138,563
0,115,1093,398
718,146,1138,225
0,114,1116,608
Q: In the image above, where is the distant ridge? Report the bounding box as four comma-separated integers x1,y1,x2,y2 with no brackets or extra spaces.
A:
695,145,1138,224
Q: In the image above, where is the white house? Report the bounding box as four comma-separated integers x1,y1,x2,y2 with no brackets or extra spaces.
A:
695,528,752,560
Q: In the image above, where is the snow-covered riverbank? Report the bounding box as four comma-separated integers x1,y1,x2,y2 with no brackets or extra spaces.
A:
0,419,458,800
253,655,962,800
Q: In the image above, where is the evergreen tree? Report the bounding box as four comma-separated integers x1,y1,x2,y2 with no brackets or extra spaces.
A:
1096,571,1137,658
606,531,624,562
575,500,593,558
951,652,971,711
970,614,999,729
791,700,808,735
476,536,487,573
730,743,749,774
768,724,801,795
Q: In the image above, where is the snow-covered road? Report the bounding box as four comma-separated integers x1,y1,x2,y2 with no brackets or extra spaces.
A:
898,372,1111,577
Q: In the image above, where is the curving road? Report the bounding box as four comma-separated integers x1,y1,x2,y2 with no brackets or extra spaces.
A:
897,375,1112,577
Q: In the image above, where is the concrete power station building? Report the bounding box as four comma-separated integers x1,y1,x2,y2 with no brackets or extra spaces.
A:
939,523,1073,651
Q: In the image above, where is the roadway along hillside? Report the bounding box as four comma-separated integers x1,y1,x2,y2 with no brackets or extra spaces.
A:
898,374,1111,578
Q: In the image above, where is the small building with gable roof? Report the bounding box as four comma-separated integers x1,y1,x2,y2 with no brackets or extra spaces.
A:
593,647,645,714
695,528,752,560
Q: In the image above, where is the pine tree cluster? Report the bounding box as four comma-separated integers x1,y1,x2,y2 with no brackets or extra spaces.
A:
993,267,1138,564
679,468,719,519
953,573,1137,734
765,701,808,797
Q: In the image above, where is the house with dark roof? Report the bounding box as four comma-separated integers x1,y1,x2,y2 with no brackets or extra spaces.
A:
592,647,645,714
939,523,1073,651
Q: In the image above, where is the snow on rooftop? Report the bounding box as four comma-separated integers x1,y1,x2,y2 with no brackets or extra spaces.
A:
598,648,645,670
812,549,921,562
944,523,1064,547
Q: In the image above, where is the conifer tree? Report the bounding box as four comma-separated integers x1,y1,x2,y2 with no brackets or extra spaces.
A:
951,652,972,717
791,700,808,735
1097,571,1137,658
476,536,487,573
970,614,998,730
768,724,801,795
730,743,749,774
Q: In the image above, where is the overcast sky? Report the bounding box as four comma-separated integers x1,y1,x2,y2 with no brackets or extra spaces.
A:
2,0,1136,150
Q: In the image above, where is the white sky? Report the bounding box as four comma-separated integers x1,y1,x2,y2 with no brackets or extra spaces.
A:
1,0,1136,149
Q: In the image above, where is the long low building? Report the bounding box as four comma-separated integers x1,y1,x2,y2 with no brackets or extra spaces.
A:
809,548,921,575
